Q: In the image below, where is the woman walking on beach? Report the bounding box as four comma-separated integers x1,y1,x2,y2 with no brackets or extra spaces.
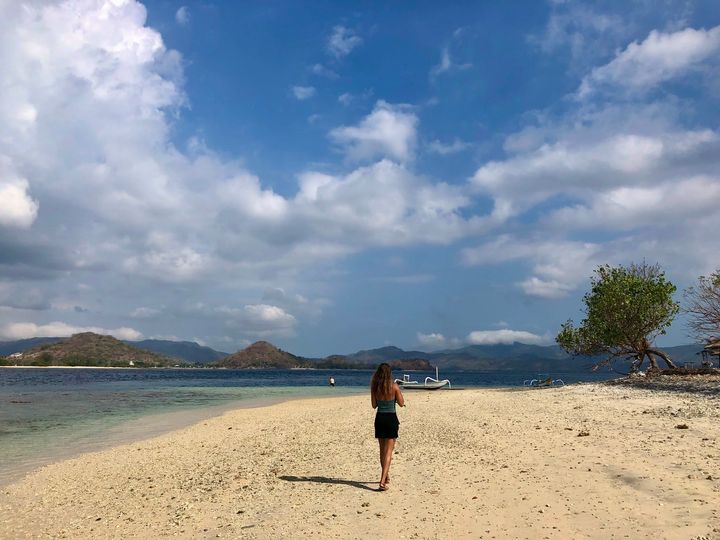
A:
371,363,404,491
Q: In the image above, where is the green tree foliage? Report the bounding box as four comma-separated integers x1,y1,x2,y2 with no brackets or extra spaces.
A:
556,262,679,371
34,352,55,366
684,269,720,344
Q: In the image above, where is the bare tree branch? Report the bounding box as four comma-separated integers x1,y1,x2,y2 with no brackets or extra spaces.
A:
684,270,720,343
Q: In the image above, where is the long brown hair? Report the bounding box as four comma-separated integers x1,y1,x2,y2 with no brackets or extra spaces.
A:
371,363,393,399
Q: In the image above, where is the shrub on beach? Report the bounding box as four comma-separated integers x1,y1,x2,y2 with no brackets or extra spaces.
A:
557,262,679,372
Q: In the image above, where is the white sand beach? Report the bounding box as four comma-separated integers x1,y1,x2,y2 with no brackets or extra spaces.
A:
1,384,718,539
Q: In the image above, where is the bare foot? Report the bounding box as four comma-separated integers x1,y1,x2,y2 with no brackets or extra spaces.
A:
378,483,388,491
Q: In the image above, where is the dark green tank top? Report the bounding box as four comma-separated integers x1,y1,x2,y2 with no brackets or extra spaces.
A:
377,399,396,413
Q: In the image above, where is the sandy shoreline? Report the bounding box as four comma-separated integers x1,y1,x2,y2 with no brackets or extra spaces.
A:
1,384,718,539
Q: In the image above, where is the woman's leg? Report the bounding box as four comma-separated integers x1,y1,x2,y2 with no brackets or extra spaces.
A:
380,438,396,487
378,438,386,485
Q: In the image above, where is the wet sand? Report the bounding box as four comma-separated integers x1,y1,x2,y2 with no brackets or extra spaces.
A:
1,384,718,539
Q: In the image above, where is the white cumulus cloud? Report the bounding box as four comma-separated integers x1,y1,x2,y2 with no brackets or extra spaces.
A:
0,157,38,228
229,304,297,338
294,160,477,246
329,101,418,163
547,175,720,231
0,321,142,340
579,26,720,98
462,236,604,299
466,329,548,346
472,126,720,223
327,26,362,59
244,304,295,323
0,177,38,228
417,332,447,348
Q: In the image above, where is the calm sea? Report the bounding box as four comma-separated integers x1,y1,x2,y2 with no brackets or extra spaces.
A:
0,367,616,485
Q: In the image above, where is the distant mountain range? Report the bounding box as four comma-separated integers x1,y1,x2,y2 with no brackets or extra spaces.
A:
0,333,706,371
1,332,176,367
128,339,228,363
0,337,63,356
340,343,704,371
0,336,227,364
218,341,433,371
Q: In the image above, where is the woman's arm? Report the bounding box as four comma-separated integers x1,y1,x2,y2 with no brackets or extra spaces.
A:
394,384,405,407
371,391,377,409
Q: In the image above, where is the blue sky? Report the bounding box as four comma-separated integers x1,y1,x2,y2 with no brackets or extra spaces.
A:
0,0,719,355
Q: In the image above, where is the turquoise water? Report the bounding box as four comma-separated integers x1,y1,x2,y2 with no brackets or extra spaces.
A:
0,369,367,485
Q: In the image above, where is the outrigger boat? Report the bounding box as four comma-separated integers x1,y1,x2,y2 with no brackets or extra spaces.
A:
395,367,451,390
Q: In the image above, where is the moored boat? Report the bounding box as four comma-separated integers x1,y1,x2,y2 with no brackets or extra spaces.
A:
395,367,451,390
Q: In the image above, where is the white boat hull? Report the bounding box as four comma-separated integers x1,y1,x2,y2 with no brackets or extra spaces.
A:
395,368,451,390
395,379,450,390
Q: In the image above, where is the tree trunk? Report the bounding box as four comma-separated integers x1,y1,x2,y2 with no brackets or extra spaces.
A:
647,348,677,369
645,352,659,370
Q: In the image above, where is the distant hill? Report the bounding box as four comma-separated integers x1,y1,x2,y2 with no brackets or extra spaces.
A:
1,332,177,367
312,354,432,371
218,341,306,369
344,346,432,364
388,358,433,370
126,339,228,364
310,354,375,370
0,336,228,364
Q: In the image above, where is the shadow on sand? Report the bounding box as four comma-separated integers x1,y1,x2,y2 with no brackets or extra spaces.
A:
278,475,378,492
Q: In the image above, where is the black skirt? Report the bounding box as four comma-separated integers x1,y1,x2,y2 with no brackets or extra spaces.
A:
374,412,399,439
